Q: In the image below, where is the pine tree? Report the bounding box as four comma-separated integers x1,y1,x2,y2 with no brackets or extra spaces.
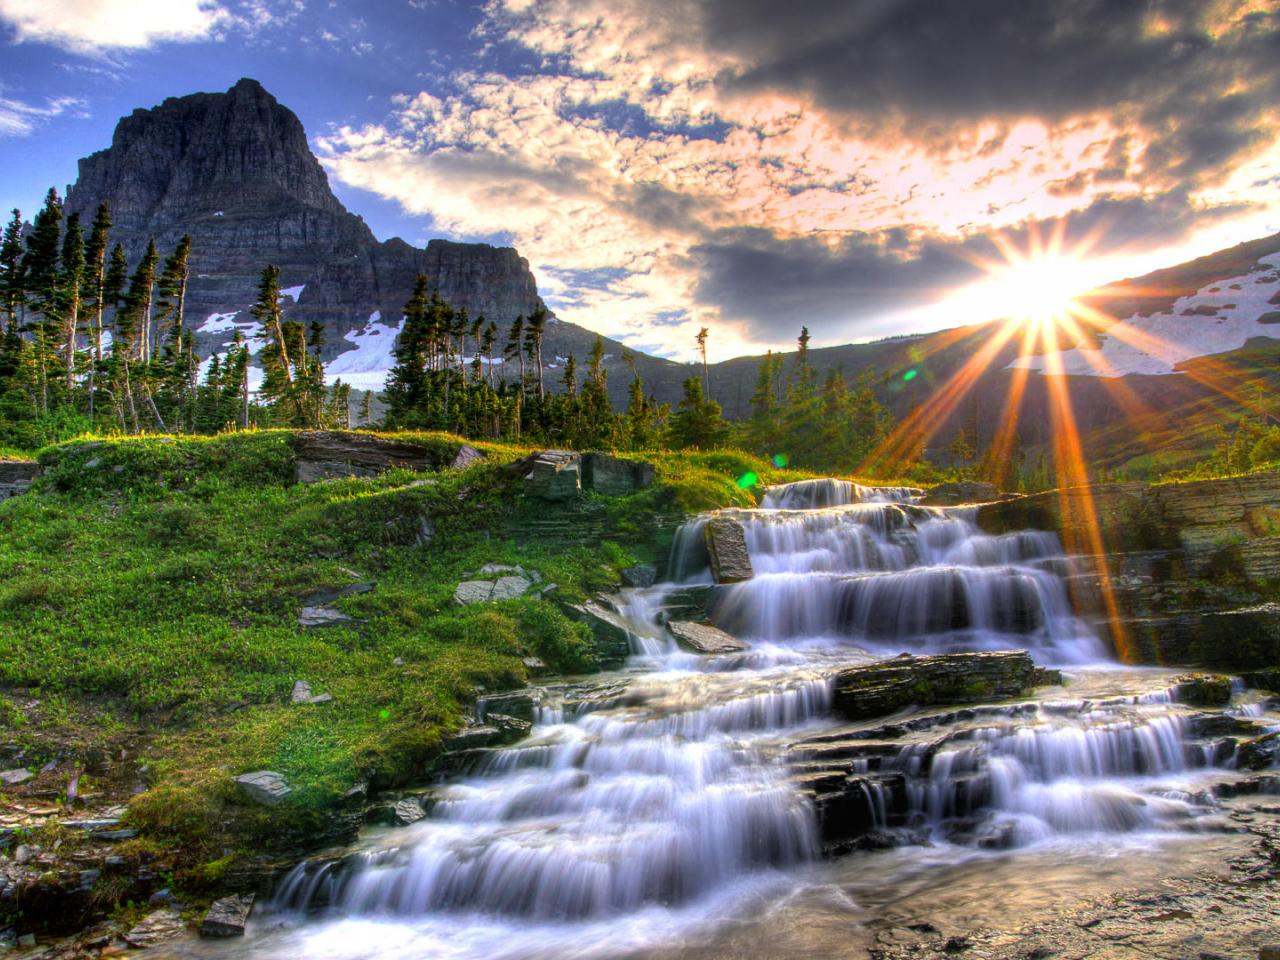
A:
695,326,710,398
383,275,432,427
22,189,63,415
59,213,85,394
526,304,548,399
0,209,25,331
156,235,191,362
667,376,728,450
253,264,292,397
504,315,525,394
82,203,112,418
130,239,159,363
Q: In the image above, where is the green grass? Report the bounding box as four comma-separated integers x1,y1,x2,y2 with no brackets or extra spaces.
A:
0,429,833,885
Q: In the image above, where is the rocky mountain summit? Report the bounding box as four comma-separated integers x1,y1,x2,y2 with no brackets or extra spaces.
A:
62,79,548,378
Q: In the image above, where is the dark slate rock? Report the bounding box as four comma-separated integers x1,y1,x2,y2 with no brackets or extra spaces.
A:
704,517,754,583
582,453,656,496
833,651,1038,721
621,563,657,588
199,894,255,937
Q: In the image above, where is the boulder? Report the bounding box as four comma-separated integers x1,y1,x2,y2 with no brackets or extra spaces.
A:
199,894,255,937
293,431,458,483
667,620,748,654
1170,673,1233,706
0,460,37,500
704,517,754,583
520,450,582,501
0,767,32,785
919,481,1002,506
833,651,1038,720
656,585,712,623
621,563,657,588
1237,732,1280,770
562,599,634,666
393,797,426,825
453,576,533,605
290,680,333,705
234,771,291,806
582,452,656,496
449,444,485,470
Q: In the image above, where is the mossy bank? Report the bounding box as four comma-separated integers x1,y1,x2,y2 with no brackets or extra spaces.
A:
0,429,818,931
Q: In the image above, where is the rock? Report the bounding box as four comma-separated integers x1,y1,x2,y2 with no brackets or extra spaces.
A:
300,581,375,606
0,767,32,785
449,444,485,470
453,576,533,605
0,460,37,500
656,585,712,623
520,450,582,500
522,656,548,671
393,797,426,825
920,481,1002,506
1237,732,1280,770
297,605,357,628
621,564,657,588
479,563,526,575
704,517,754,583
562,599,634,667
1260,945,1280,960
293,431,463,483
833,651,1039,720
1242,667,1280,692
125,909,185,948
234,770,291,806
1171,673,1233,706
581,452,656,496
199,894,255,937
290,680,333,705
17,934,35,949
415,516,435,546
668,620,748,654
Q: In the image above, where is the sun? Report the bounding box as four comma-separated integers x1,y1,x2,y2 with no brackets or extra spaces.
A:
984,253,1096,327
942,222,1104,331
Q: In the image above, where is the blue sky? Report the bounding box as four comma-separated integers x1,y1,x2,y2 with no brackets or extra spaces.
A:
2,0,1278,360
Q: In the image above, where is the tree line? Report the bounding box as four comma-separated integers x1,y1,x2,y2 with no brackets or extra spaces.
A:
0,188,351,448
0,186,895,465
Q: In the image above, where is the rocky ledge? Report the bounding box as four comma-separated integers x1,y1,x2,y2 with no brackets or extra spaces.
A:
0,460,37,500
977,470,1280,669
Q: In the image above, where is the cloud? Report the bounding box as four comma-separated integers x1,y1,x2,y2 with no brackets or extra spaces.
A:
0,0,305,54
0,92,85,137
0,0,229,52
317,0,1280,359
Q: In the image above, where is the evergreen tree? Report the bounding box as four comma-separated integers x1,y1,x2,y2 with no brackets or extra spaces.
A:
667,376,728,450
82,203,112,418
0,209,24,330
695,326,710,398
59,213,85,394
526,304,548,399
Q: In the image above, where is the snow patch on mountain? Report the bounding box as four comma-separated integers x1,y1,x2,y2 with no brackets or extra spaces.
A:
324,315,405,390
1009,253,1280,377
280,284,306,302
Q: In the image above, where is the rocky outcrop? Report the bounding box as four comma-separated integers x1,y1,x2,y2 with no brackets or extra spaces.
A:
704,517,754,583
581,453,656,496
0,460,37,500
833,651,1038,720
977,471,1280,668
63,79,547,370
234,771,291,806
561,598,634,667
293,431,479,483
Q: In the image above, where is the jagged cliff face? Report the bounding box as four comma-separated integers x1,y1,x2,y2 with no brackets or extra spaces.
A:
63,79,546,382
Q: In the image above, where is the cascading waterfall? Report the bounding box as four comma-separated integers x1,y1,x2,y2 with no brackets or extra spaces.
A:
255,477,1276,959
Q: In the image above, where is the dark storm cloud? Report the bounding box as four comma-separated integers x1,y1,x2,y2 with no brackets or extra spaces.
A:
690,191,1248,342
690,0,1280,186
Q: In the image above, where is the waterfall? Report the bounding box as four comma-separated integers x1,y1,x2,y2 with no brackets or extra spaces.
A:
260,476,1272,956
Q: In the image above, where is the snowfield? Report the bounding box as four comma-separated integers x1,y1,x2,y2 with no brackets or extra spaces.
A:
1009,253,1280,377
324,313,405,390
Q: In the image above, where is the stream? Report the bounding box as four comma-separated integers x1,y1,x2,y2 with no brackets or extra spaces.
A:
186,479,1279,959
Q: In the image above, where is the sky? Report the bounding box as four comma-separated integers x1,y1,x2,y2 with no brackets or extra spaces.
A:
1,0,1278,362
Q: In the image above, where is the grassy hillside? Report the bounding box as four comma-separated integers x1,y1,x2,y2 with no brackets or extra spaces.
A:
0,430,813,894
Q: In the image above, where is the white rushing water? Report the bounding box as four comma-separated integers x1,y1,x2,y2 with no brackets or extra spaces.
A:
222,479,1275,960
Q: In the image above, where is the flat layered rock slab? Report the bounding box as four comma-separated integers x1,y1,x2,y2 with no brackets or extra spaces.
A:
293,431,481,483
668,620,747,654
833,650,1038,721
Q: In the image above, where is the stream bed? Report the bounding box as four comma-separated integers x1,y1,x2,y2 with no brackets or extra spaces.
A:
172,480,1280,959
